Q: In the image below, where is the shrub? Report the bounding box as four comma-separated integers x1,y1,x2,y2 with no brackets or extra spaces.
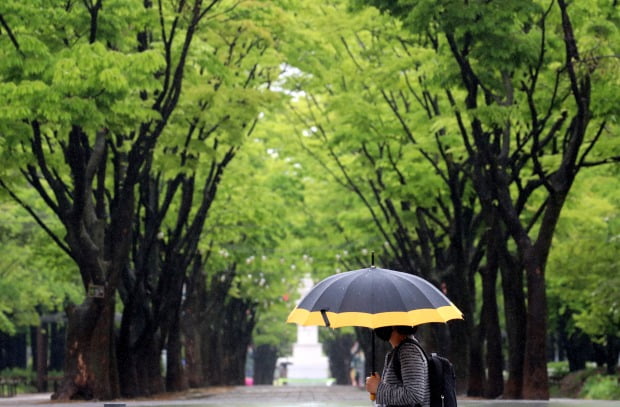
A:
580,374,620,400
548,361,570,379
0,368,34,380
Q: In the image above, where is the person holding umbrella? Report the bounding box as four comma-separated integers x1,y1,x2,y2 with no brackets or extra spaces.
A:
286,263,462,405
365,325,430,407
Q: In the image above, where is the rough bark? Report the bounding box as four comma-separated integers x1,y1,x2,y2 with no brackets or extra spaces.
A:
202,293,256,386
323,332,355,385
35,324,48,392
49,323,66,372
521,249,550,399
481,266,503,399
182,326,205,388
253,344,278,385
500,259,526,398
481,213,504,399
50,128,133,401
563,329,590,371
442,270,471,395
117,277,166,397
165,316,188,392
466,322,485,397
54,298,118,400
182,262,207,388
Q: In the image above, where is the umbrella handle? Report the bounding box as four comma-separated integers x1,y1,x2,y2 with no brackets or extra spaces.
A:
368,372,377,401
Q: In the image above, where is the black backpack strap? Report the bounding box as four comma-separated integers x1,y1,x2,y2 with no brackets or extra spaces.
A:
391,343,402,382
408,337,430,362
392,338,427,382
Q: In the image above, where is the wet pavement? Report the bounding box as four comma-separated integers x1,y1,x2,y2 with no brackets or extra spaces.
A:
0,386,618,407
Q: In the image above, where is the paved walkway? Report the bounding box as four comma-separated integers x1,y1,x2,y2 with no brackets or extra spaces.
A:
1,386,618,407
1,386,364,407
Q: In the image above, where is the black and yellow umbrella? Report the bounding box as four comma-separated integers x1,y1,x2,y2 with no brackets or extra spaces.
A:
286,265,463,400
286,266,463,329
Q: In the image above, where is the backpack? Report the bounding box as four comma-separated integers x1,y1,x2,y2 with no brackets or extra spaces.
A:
393,338,458,407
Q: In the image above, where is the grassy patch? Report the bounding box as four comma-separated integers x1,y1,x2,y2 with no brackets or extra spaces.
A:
551,366,619,400
580,374,620,400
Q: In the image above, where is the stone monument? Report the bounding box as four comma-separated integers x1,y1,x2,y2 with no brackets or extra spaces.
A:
285,276,330,382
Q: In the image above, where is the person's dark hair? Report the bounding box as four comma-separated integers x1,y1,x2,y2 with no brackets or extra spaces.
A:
374,326,393,341
375,325,418,341
394,325,418,336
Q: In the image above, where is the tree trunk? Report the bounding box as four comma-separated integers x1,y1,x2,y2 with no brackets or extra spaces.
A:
442,270,471,395
467,321,485,397
29,327,38,374
117,280,165,397
50,323,65,372
165,316,188,392
182,263,207,388
481,214,504,399
481,266,503,399
140,336,166,395
116,337,139,397
563,328,590,371
500,256,526,398
116,291,139,397
443,177,477,396
36,324,48,392
201,337,221,386
322,332,355,385
522,255,549,399
183,326,204,387
15,332,28,369
202,296,255,386
253,344,278,385
520,194,568,399
0,332,27,369
604,336,619,375
54,298,118,400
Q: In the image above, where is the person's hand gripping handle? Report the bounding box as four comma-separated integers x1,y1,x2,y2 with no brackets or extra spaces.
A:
366,372,380,401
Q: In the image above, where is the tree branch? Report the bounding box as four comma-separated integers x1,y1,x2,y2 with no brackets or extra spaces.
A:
0,14,23,55
0,179,73,259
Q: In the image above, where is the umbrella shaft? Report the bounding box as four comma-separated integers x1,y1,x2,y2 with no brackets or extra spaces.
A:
371,329,375,374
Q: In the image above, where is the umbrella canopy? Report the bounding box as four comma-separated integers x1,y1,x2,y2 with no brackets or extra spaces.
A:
286,266,463,329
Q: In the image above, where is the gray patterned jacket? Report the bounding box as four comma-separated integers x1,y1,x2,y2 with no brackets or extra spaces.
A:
375,337,430,407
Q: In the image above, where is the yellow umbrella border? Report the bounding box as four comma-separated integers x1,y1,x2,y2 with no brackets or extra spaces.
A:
286,303,463,329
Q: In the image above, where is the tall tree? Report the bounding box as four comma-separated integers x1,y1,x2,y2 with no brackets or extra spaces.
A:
193,132,309,386
548,166,620,375
0,0,223,399
356,0,620,398
116,1,284,394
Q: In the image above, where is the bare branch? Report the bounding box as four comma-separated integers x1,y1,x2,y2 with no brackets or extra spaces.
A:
340,36,364,71
0,14,24,55
0,178,73,259
577,121,606,169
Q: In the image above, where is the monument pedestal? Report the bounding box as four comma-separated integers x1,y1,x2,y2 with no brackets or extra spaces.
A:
285,277,329,382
